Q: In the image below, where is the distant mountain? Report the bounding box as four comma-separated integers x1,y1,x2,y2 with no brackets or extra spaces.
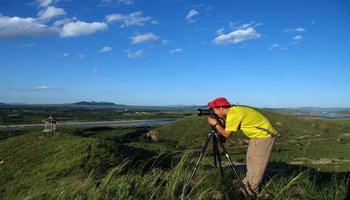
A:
268,107,350,115
72,101,120,106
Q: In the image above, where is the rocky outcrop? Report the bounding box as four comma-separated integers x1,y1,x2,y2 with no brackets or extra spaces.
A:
147,130,159,141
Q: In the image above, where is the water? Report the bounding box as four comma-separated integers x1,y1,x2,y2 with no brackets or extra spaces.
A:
0,119,176,129
59,119,176,127
289,113,350,119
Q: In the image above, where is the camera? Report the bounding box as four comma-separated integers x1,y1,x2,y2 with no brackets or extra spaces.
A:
197,108,217,118
197,108,226,143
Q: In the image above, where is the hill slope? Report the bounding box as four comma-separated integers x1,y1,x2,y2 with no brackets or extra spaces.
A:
0,130,157,199
0,110,349,199
147,108,350,172
152,107,350,149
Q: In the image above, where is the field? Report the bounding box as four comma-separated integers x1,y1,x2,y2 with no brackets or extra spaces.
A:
1,105,350,199
0,104,193,125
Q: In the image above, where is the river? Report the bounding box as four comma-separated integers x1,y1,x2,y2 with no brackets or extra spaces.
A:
0,119,176,130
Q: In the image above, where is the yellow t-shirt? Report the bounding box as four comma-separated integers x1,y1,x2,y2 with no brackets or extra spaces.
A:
225,106,277,139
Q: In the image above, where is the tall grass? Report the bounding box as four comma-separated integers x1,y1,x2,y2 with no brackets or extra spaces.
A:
47,153,348,200
261,170,348,200
47,153,222,199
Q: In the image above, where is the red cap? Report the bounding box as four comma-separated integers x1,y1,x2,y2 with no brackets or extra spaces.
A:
208,97,232,108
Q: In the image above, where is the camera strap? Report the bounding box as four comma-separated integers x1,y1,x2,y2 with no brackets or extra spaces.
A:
254,126,276,137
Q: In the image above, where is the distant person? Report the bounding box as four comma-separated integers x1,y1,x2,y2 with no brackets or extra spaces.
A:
207,97,277,197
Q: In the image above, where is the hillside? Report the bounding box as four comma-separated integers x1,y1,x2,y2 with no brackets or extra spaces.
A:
0,129,159,200
148,108,350,172
152,108,350,149
1,109,349,199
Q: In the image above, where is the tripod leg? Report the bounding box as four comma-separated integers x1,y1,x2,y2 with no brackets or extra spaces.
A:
187,132,213,186
213,136,224,177
212,134,218,166
216,148,225,178
215,133,254,196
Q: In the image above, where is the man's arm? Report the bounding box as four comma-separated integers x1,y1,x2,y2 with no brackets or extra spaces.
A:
207,117,232,137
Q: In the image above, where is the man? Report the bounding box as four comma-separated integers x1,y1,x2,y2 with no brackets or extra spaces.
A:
207,97,277,196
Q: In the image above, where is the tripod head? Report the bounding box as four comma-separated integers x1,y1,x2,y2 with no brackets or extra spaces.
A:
210,124,226,143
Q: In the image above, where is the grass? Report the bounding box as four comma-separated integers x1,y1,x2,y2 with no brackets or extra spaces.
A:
1,128,348,199
7,151,346,200
0,132,93,199
0,130,162,200
1,108,350,199
151,111,350,171
262,171,347,200
23,152,224,199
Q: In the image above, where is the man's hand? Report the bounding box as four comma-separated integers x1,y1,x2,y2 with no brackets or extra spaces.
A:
208,117,232,138
207,117,218,126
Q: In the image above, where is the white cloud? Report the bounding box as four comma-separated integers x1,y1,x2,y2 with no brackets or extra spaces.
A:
37,6,66,21
268,44,280,50
294,27,306,32
12,85,57,91
105,12,156,27
0,14,58,39
32,86,55,90
185,9,199,22
268,43,287,51
127,49,143,58
53,18,72,27
213,27,261,45
281,27,305,45
37,0,55,8
100,0,135,6
229,21,262,31
60,20,108,37
170,48,182,54
283,27,306,33
117,0,134,5
98,46,112,53
0,13,108,39
293,35,303,41
216,28,224,35
62,52,68,58
238,22,254,30
131,33,159,44
105,14,121,23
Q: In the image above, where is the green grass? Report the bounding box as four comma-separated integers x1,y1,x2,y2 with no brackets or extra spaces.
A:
270,140,350,172
0,130,162,200
1,108,350,199
4,151,346,200
1,131,349,199
151,111,350,172
1,132,95,199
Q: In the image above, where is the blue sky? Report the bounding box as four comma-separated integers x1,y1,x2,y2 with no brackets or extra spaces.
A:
0,0,349,107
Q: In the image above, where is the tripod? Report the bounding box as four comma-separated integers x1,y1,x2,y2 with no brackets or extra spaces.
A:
187,125,250,195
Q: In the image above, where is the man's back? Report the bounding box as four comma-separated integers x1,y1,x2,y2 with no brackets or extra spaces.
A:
225,106,277,139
